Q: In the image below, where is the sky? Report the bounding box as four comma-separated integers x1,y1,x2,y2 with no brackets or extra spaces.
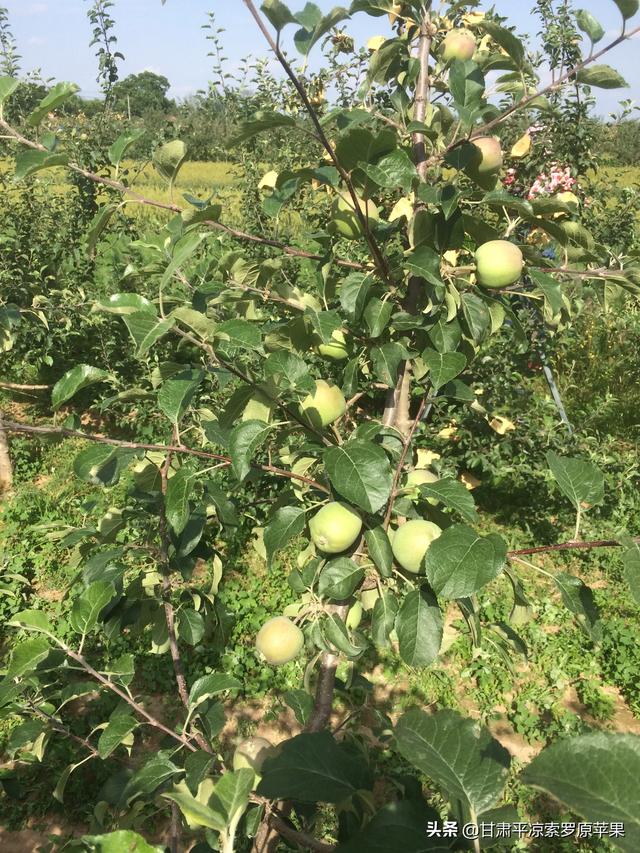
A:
3,1,639,117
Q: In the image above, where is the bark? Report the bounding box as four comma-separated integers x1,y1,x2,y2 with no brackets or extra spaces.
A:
0,412,13,497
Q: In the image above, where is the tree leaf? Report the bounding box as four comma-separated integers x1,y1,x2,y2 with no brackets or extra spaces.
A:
165,466,193,536
449,59,486,107
264,506,306,567
261,0,297,32
546,451,605,509
395,709,511,816
264,351,315,392
418,478,479,523
575,9,605,43
340,272,373,321
520,732,640,852
423,349,467,391
324,440,393,513
97,293,156,316
209,768,254,827
123,313,175,357
230,111,297,145
163,788,226,831
371,592,399,648
98,714,137,759
158,369,203,424
52,365,110,410
335,799,443,853
372,343,404,388
576,65,628,89
283,689,314,726
188,673,242,709
108,129,146,166
318,558,364,600
14,149,69,180
229,419,272,482
612,0,639,20
257,731,371,802
363,298,393,338
27,81,80,126
461,293,492,342
623,544,640,604
153,139,187,185
80,831,162,852
405,246,442,287
359,149,417,192
7,637,50,678
554,572,601,641
121,755,182,807
70,581,116,635
396,587,443,667
480,21,526,66
9,609,52,634
425,525,507,599
216,318,263,351
178,608,205,645
364,526,394,577
0,76,19,106
294,6,350,57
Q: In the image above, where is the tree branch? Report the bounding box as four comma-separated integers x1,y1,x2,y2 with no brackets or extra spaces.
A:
2,420,331,494
0,381,51,391
508,537,639,558
384,397,428,529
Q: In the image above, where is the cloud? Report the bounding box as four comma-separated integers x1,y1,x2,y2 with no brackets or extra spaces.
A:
27,36,47,46
26,3,48,14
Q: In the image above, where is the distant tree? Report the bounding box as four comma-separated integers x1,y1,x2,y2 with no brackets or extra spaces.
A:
111,70,174,116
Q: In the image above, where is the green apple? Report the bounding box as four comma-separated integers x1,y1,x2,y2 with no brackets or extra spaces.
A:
475,240,524,289
309,501,363,554
299,379,346,428
442,28,476,62
466,136,503,188
255,617,304,665
392,519,442,574
233,737,274,774
329,193,379,240
346,600,363,630
360,588,381,611
315,329,349,361
406,469,439,504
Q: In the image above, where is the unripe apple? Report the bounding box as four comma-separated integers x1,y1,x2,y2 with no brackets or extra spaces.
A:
299,379,346,428
468,136,504,176
255,617,304,665
475,240,524,289
442,28,477,62
315,330,348,361
392,519,442,574
309,501,363,554
233,737,274,774
346,600,363,630
406,469,439,504
360,588,381,611
556,191,579,207
329,193,379,241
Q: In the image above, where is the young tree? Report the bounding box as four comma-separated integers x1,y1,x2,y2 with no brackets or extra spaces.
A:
1,1,640,851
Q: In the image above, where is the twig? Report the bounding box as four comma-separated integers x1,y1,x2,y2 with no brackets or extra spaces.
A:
2,420,331,494
0,381,51,391
268,814,335,853
508,537,639,558
384,397,428,529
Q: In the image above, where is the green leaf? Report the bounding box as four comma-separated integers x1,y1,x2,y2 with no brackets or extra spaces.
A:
576,65,628,89
521,732,640,852
480,21,526,66
70,581,115,635
188,673,241,709
98,714,137,759
229,419,271,482
9,609,52,634
108,129,146,166
396,587,443,667
335,799,442,853
306,308,342,344
554,572,601,641
216,318,263,351
52,365,109,410
372,343,404,388
461,293,492,342
318,558,364,600
405,246,442,287
529,269,564,315
261,0,297,31
81,831,162,853
185,751,215,796
264,351,315,393
14,149,68,180
425,525,507,599
418,479,478,523
322,612,365,656
97,293,155,316
363,298,393,338
283,689,314,726
264,506,306,567
123,312,175,357
612,0,639,20
121,755,182,807
0,76,19,107
423,349,467,392
324,440,393,514
257,731,371,802
395,709,511,816
178,609,205,645
340,272,373,321
623,544,640,604
230,111,297,145
359,149,417,192
171,307,217,341
161,231,208,288
576,9,605,42
73,445,131,487
364,526,394,577
449,59,486,107
153,139,187,186
371,592,399,648
546,451,605,510
158,369,203,424
294,6,350,57
27,81,80,126
7,637,50,678
163,788,225,831
210,768,254,827
165,466,193,536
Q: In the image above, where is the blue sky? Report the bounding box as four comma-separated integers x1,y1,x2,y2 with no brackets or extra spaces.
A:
4,1,639,116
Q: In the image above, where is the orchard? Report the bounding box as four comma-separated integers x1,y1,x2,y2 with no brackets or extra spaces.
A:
1,1,640,852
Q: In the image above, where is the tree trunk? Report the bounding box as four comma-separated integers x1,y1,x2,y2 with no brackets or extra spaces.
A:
0,412,13,497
